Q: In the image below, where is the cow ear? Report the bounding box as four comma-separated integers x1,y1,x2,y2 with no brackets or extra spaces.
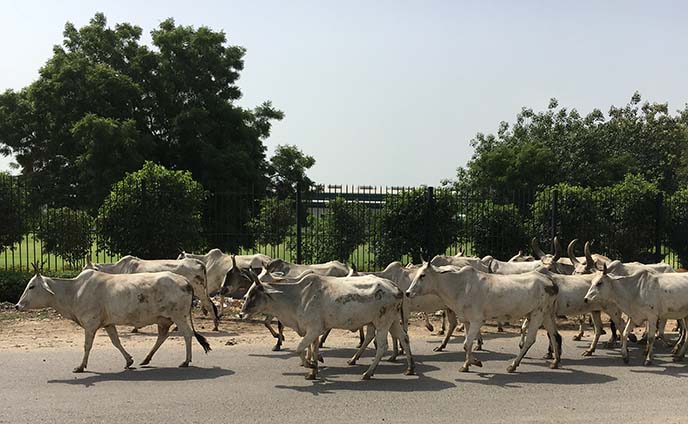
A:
602,263,608,275
40,278,55,295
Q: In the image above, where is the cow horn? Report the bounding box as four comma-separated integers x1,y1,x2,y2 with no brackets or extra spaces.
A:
31,262,40,275
231,254,237,269
552,237,562,262
584,241,595,267
532,238,546,259
567,239,582,266
602,263,608,275
457,249,464,257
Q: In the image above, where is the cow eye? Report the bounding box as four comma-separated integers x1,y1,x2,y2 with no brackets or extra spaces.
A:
28,285,35,290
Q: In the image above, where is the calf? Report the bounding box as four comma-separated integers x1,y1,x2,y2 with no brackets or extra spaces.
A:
15,268,210,372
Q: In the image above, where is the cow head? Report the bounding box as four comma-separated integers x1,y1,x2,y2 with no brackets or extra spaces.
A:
406,261,451,298
266,258,287,274
508,250,535,262
239,270,271,320
220,255,253,298
16,264,55,311
83,257,98,271
584,264,613,303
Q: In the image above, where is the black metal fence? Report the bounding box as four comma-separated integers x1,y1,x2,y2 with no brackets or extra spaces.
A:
2,175,687,272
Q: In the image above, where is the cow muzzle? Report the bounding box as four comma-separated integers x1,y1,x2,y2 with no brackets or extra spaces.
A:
14,303,23,311
405,291,414,299
583,298,589,304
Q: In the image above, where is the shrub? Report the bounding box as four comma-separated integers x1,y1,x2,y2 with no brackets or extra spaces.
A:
602,174,659,261
532,184,606,251
0,270,80,303
373,188,459,265
0,174,26,251
248,198,295,246
96,162,206,259
665,188,688,268
35,208,93,267
303,197,366,263
467,201,528,260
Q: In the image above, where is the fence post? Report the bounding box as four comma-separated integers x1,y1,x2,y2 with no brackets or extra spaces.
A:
551,189,558,249
655,192,664,261
295,182,303,264
425,186,435,258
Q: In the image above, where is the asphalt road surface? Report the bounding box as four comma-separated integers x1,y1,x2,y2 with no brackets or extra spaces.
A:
2,330,688,423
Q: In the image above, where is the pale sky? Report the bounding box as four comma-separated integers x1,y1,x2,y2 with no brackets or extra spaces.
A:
1,0,687,186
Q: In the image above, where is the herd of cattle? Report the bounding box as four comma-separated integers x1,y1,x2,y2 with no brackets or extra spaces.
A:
13,238,688,380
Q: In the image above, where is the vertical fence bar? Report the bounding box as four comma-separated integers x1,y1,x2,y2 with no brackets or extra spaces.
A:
655,191,664,263
295,182,303,264
550,189,558,250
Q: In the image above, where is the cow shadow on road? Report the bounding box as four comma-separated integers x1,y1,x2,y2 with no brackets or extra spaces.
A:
455,367,616,388
47,366,234,388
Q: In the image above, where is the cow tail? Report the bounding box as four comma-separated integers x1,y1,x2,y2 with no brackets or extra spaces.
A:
188,287,212,354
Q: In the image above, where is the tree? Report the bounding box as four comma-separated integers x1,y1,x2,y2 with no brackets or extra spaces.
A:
248,198,295,246
666,188,688,268
0,13,283,210
268,144,315,198
467,201,528,260
96,162,205,259
451,94,688,194
35,208,93,268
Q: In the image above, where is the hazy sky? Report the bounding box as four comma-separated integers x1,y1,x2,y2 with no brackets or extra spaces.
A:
1,0,687,185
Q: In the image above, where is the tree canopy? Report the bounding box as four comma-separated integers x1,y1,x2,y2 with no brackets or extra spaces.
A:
450,94,688,194
0,13,283,209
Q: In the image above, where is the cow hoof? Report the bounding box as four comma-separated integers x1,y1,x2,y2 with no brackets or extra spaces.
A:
212,326,219,332
572,335,582,341
347,359,357,366
644,359,652,366
473,360,483,368
433,346,444,352
628,334,638,343
404,368,415,376
549,362,559,369
179,362,189,368
272,345,281,352
622,356,630,364
386,356,397,363
475,345,483,351
140,359,151,366
437,330,445,336
600,329,607,335
542,353,554,360
518,342,524,349
305,371,317,380
425,323,434,332
506,365,517,373
131,328,139,334
361,373,372,380
73,367,85,373
318,354,324,363
459,365,469,372
581,350,593,357
125,358,134,368
497,327,504,333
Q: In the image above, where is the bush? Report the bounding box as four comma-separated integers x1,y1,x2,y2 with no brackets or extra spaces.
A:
532,184,606,251
373,188,459,265
35,208,93,267
248,198,295,246
665,188,688,268
0,270,80,303
602,174,659,261
303,197,366,263
0,174,26,251
467,201,528,260
96,162,206,259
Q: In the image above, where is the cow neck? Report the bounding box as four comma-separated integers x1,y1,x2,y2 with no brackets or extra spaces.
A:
607,274,642,313
263,279,311,310
45,276,82,321
433,272,462,302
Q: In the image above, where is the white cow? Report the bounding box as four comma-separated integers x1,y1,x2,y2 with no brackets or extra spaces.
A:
85,256,220,331
406,263,561,373
239,272,415,380
265,258,350,277
584,265,688,365
15,268,211,372
178,249,271,316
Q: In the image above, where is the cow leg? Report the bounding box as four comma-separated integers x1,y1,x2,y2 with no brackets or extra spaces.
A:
434,310,458,352
218,293,225,317
264,315,284,351
140,321,172,366
362,327,389,380
573,315,585,341
387,335,399,362
199,292,220,331
518,318,529,349
306,336,321,380
390,319,415,375
174,319,195,368
357,327,365,348
673,318,688,361
583,311,604,356
438,310,447,335
424,314,434,332
508,313,541,373
542,314,561,369
497,322,505,333
348,325,375,366
296,331,321,379
131,327,139,333
644,318,657,366
319,329,331,349
621,319,635,364
103,325,134,369
74,326,98,373
459,320,482,372
604,310,624,347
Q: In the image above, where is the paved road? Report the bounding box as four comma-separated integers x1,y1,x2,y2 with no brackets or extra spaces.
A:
2,330,688,423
